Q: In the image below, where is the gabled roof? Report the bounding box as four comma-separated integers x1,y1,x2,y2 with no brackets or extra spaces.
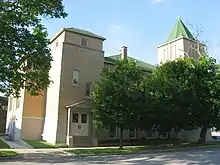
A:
65,28,106,40
66,98,93,109
167,17,195,42
104,55,155,72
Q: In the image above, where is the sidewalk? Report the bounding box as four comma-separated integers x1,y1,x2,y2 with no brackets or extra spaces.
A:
1,136,32,149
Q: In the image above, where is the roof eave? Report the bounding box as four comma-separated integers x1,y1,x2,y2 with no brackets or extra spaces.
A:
50,28,106,44
50,28,65,43
64,28,106,41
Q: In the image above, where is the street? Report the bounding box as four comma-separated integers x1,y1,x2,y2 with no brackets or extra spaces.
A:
1,148,220,165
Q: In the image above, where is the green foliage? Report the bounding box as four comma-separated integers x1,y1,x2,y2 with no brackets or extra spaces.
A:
93,59,145,129
93,54,220,145
0,0,67,97
148,55,220,143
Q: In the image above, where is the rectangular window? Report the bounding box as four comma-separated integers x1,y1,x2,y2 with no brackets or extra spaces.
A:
167,48,169,60
81,114,87,123
73,70,79,86
72,113,78,123
170,46,172,60
163,49,166,61
80,38,88,47
109,125,117,138
146,130,153,137
86,82,92,97
191,47,193,58
129,127,135,138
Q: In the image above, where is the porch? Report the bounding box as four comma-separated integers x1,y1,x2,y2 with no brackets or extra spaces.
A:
66,98,97,147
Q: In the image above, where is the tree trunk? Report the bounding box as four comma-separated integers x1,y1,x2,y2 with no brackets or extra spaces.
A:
198,126,208,144
119,128,123,150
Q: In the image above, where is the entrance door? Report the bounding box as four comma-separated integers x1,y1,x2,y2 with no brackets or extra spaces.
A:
72,112,89,136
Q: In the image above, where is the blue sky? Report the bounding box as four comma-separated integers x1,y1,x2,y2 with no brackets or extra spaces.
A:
42,0,220,65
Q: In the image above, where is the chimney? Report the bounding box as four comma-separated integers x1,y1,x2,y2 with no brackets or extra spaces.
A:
121,46,127,59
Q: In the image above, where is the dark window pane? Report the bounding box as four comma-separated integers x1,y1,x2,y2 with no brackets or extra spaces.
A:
109,125,116,138
81,38,88,47
81,114,87,123
72,113,78,123
129,127,135,138
86,83,91,96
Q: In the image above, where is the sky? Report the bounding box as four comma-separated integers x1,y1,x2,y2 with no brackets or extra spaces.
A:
1,0,220,97
42,0,220,65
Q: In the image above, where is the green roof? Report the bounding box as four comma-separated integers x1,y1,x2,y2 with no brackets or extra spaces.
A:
104,55,155,72
65,27,106,40
167,17,195,42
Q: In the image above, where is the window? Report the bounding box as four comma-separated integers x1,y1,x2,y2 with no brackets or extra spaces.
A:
86,82,92,97
163,49,166,61
80,38,88,47
109,125,117,138
170,46,172,60
72,70,79,86
146,130,153,137
72,113,78,123
81,114,87,123
129,127,135,138
167,48,169,60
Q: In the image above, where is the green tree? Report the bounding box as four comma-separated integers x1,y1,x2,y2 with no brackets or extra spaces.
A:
0,0,67,97
188,55,220,143
92,59,145,149
147,60,193,138
149,55,220,143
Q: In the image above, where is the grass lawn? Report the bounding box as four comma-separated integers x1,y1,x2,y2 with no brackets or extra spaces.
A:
0,151,18,157
24,140,68,148
0,139,10,149
0,139,18,157
67,142,220,156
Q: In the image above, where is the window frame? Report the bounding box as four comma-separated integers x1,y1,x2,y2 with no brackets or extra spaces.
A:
72,113,79,123
128,127,136,139
72,69,79,86
80,38,88,47
81,114,87,123
85,82,92,97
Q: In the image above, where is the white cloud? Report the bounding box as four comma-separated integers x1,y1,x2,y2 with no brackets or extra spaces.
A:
151,0,164,3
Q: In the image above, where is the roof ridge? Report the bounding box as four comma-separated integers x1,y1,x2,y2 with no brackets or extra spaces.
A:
167,18,195,42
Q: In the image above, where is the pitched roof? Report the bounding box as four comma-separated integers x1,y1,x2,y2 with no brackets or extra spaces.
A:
104,55,155,72
167,17,195,42
65,27,106,40
66,98,93,109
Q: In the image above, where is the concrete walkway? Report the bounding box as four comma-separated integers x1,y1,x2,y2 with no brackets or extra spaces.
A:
1,136,32,149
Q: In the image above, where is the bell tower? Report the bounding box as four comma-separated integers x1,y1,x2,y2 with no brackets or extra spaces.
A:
157,17,201,64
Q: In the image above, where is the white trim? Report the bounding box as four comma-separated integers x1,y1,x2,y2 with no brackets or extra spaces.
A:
22,116,45,120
